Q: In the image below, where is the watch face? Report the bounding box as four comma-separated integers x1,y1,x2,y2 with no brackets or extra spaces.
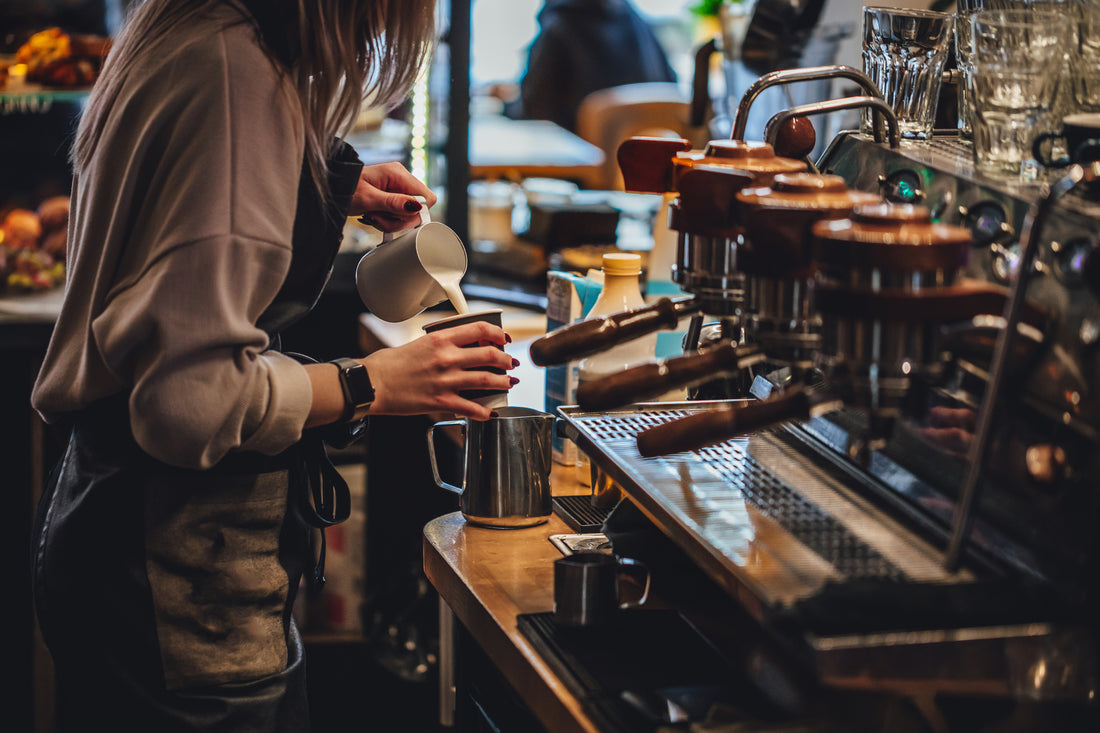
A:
344,364,375,405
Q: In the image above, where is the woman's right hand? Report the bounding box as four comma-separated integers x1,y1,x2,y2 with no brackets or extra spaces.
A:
363,320,518,421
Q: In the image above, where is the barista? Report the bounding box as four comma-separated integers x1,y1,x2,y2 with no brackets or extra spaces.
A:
29,1,516,730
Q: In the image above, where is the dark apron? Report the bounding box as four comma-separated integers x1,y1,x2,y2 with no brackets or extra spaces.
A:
31,122,364,731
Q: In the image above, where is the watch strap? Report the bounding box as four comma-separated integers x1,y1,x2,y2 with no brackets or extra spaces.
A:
331,357,374,422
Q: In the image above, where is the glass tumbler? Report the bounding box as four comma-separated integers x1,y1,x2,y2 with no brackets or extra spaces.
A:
862,6,955,141
969,9,1074,175
1074,0,1100,112
956,0,1016,139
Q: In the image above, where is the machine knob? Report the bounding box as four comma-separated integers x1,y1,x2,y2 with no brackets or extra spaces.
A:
878,169,925,204
772,116,817,160
960,201,1014,246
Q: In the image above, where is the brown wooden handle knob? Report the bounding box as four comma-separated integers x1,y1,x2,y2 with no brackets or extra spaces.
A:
772,116,816,161
636,390,811,457
577,341,759,412
529,298,699,367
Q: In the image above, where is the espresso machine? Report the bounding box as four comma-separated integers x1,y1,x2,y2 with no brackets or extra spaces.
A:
529,65,1100,730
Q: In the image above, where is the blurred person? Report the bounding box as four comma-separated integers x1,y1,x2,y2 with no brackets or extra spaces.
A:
495,0,678,132
29,1,517,730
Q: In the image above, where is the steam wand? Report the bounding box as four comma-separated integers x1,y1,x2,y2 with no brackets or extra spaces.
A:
943,163,1099,572
731,65,885,143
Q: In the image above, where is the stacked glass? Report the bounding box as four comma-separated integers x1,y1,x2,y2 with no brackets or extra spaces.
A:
955,0,1012,139
1074,0,1100,112
968,8,1074,175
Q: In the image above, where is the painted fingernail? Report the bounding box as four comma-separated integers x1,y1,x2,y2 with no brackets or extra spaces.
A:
511,358,520,367
505,333,513,343
509,376,520,385
404,200,422,212
490,411,500,418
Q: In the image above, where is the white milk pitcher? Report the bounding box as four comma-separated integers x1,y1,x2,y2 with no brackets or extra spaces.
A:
355,197,469,322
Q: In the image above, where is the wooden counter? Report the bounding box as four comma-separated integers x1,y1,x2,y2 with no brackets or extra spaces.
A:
423,499,600,733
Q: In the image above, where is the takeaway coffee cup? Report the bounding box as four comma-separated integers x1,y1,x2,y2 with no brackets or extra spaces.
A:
1033,113,1100,169
423,308,508,410
426,407,554,528
355,198,469,322
553,553,651,628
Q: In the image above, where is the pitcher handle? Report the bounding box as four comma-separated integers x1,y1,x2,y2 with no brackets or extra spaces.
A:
380,195,430,243
1032,131,1070,169
427,419,465,495
616,557,651,609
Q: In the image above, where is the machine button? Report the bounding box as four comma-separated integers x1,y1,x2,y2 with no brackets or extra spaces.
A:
878,169,925,204
1051,237,1093,287
961,201,1013,246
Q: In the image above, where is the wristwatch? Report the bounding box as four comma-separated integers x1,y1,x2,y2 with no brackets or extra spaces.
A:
331,357,375,422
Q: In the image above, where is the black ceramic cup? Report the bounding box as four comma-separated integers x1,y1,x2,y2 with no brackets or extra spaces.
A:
553,553,650,628
1033,113,1100,169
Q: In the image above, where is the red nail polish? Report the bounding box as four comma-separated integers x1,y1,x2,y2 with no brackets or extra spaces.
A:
511,358,520,367
509,376,520,385
490,411,500,418
404,200,422,212
505,333,513,343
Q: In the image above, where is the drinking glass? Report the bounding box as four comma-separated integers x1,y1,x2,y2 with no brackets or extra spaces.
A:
956,0,1014,139
957,1,1075,138
1074,0,1100,111
969,9,1074,175
862,6,955,141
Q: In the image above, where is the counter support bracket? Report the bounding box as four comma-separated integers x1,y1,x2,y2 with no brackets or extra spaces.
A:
438,597,456,728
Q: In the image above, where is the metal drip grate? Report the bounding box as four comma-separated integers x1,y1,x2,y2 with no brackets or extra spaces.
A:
552,495,611,532
572,407,904,580
695,441,904,579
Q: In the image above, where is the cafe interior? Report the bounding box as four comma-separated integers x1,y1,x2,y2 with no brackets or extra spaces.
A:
4,0,1100,731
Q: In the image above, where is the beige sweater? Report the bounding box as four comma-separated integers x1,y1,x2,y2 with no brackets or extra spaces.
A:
33,6,314,469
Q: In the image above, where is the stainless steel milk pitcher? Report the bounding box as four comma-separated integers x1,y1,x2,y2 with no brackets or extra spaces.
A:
427,407,554,528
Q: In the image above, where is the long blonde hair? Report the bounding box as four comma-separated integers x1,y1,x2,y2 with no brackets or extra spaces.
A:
73,0,437,196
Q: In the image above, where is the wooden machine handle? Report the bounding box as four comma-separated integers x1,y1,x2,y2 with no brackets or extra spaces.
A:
636,389,812,458
576,341,763,412
529,297,701,367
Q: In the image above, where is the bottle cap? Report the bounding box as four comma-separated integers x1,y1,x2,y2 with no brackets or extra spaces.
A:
601,252,642,276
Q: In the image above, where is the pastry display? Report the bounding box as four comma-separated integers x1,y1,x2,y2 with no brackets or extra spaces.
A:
1,27,111,90
0,197,69,292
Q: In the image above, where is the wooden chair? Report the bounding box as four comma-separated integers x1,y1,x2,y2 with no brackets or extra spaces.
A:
575,82,693,190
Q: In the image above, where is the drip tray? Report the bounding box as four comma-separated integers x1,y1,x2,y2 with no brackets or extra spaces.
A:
517,610,777,732
552,494,611,532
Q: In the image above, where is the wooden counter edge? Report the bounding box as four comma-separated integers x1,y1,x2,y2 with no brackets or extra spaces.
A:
423,511,602,733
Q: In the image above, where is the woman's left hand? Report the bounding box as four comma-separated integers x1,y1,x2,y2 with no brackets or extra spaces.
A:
350,161,438,233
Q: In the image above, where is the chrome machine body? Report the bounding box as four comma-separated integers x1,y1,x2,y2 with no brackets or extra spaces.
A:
555,130,1100,726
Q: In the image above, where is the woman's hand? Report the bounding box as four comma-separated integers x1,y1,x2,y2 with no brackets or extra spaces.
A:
363,320,518,421
350,161,438,233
